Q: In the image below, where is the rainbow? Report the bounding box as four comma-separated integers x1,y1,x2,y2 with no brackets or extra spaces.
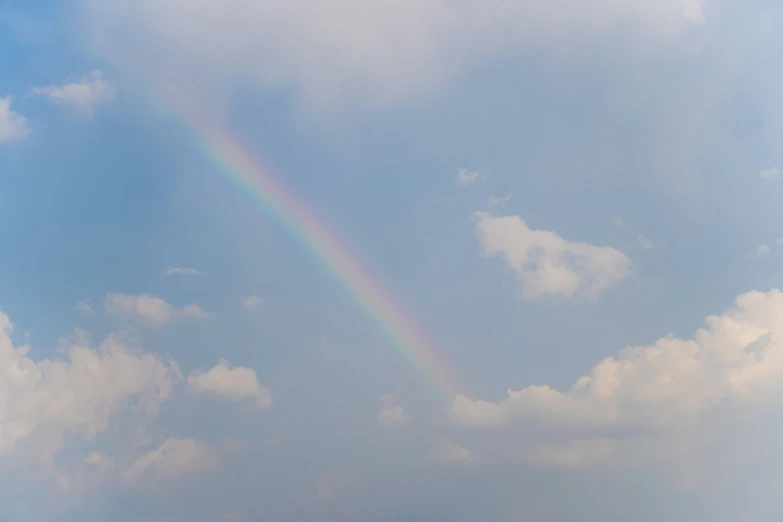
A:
164,87,461,400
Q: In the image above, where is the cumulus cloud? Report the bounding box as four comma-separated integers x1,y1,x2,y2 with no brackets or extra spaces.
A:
760,166,779,179
163,267,205,277
449,289,783,470
0,312,180,463
82,0,703,106
242,295,262,311
105,293,210,327
376,394,410,429
474,212,630,300
751,244,770,258
188,360,272,410
0,97,29,143
29,70,115,117
124,437,219,485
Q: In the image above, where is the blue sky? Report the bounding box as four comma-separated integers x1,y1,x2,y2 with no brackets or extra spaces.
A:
3,0,783,520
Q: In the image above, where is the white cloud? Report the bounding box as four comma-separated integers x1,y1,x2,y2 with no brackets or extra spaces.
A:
760,166,779,179
124,437,219,485
376,395,410,429
431,439,476,465
74,300,94,314
29,70,115,117
637,234,656,251
751,244,770,257
455,169,483,187
488,193,512,208
613,216,624,228
474,212,630,300
242,295,263,311
0,97,29,143
83,0,703,105
85,451,114,471
188,359,272,410
163,267,205,277
449,289,783,471
0,312,180,463
778,237,783,245
105,293,210,327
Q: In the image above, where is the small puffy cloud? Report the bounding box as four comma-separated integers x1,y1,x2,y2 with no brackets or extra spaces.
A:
613,216,624,228
376,394,410,429
74,300,94,314
163,267,205,276
188,359,272,410
29,70,115,117
637,234,656,251
242,295,263,311
0,97,29,143
105,293,210,327
760,166,779,179
488,193,512,208
751,244,770,258
474,212,630,300
124,437,219,485
431,439,476,465
455,169,483,187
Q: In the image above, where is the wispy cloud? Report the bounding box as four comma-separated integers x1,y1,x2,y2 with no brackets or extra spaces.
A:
105,293,211,327
488,193,512,208
0,97,29,143
455,169,484,187
29,70,115,117
242,295,263,311
74,300,94,314
760,166,779,179
163,267,205,277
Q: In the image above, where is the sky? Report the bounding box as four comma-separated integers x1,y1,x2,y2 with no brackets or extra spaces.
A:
3,0,783,520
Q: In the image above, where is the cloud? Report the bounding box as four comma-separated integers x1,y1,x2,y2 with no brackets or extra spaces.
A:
124,437,219,485
488,193,512,208
474,212,630,300
778,237,783,245
637,234,656,251
82,0,704,105
242,295,263,311
613,216,625,228
163,267,205,277
0,97,29,143
29,70,115,117
188,360,272,410
449,289,783,471
760,166,779,179
455,169,483,187
431,439,476,465
376,395,410,429
751,244,770,257
74,300,94,314
0,313,180,463
105,293,210,327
